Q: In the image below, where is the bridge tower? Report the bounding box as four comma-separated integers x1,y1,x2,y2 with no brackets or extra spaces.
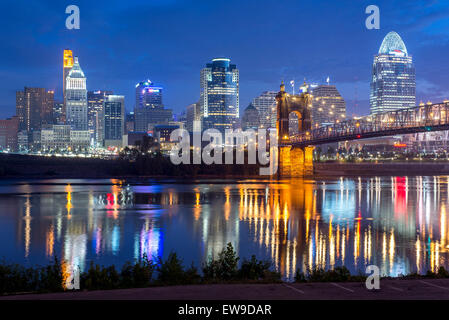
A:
276,81,314,177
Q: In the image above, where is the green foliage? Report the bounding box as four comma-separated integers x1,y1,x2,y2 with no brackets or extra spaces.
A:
81,263,120,290
0,256,64,294
157,252,201,285
81,255,155,290
238,255,272,280
295,266,363,283
203,242,239,281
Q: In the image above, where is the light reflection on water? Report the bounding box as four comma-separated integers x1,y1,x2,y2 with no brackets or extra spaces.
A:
0,176,448,281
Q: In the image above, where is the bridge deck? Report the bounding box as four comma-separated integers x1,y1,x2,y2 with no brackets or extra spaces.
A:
288,102,449,147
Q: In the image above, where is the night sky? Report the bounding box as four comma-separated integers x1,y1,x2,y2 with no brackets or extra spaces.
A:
1,0,449,119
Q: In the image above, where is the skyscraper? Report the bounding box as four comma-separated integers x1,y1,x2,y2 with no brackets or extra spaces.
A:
250,91,277,129
65,56,88,130
134,80,172,133
16,87,54,132
88,90,113,142
370,31,416,115
103,95,125,148
63,49,74,122
186,102,201,133
200,58,239,132
312,85,346,127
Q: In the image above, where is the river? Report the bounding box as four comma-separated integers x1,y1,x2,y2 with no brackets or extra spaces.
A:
0,176,447,281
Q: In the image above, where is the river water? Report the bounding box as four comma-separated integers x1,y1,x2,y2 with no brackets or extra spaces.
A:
0,177,447,281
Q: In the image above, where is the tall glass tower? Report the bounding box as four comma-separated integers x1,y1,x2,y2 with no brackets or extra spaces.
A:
370,31,416,115
200,58,239,132
66,56,88,130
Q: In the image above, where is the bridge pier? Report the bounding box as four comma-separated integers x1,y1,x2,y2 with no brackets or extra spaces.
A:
278,146,314,177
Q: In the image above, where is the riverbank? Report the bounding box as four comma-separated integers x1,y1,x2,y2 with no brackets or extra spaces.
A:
315,161,449,176
2,279,449,300
2,153,449,179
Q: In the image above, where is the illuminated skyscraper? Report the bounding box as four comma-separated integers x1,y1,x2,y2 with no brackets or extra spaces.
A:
312,85,346,127
88,90,113,143
16,87,54,131
370,31,416,115
200,58,239,132
134,80,172,133
251,91,277,129
65,57,88,130
63,49,74,122
103,95,125,148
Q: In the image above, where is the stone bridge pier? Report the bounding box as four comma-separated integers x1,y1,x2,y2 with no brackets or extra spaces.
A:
275,81,315,178
279,146,314,177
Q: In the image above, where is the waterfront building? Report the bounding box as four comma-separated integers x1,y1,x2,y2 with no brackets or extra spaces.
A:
134,80,172,133
16,88,54,131
241,104,260,130
70,130,90,150
0,116,19,151
65,57,88,131
200,58,239,133
103,95,125,148
311,84,346,127
17,130,28,151
41,124,71,151
40,124,89,151
370,31,416,115
154,124,180,154
250,91,277,129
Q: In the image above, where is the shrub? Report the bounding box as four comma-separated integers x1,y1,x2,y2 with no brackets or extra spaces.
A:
295,266,358,283
203,242,239,281
157,253,201,285
120,255,155,288
238,255,272,280
81,263,120,290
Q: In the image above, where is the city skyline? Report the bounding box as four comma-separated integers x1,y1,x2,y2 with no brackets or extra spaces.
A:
1,1,449,120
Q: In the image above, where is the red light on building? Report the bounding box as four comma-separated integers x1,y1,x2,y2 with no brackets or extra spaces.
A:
356,134,361,138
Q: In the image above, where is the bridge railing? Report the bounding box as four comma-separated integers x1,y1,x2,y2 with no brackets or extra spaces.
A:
290,102,449,145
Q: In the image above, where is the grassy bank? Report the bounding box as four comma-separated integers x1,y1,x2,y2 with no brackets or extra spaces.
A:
0,243,280,295
2,243,449,296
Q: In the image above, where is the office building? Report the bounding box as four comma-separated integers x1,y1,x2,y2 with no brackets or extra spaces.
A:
88,90,112,143
186,102,201,132
200,58,239,132
125,112,135,133
370,31,416,115
0,116,19,151
103,95,125,148
53,101,64,124
312,85,346,127
251,91,277,129
134,80,172,133
241,104,260,130
65,56,88,130
16,88,54,131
